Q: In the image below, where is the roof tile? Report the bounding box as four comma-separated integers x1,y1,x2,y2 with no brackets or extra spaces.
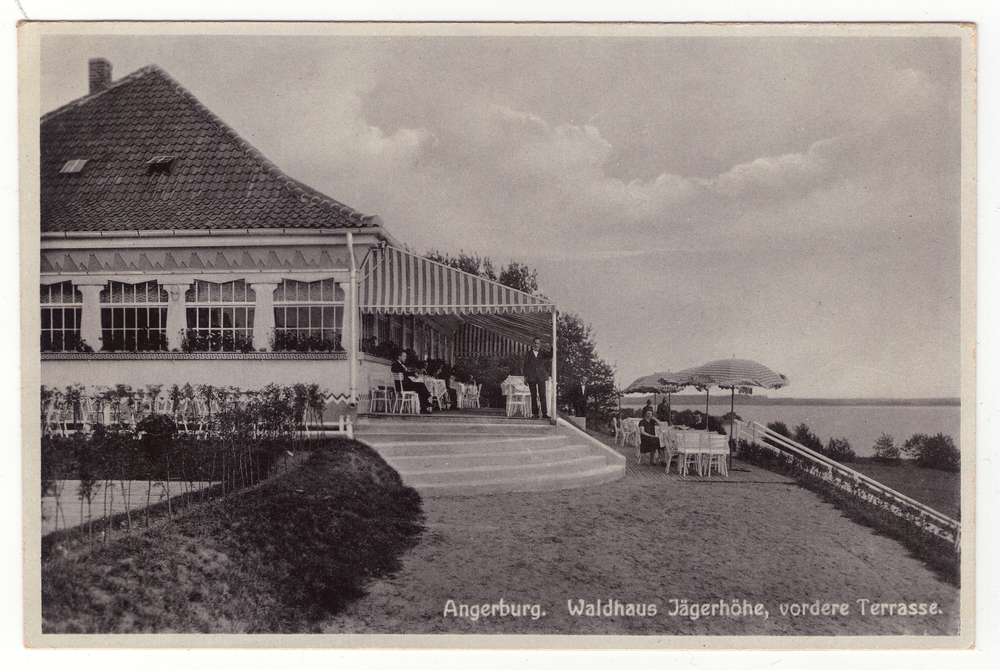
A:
41,65,377,234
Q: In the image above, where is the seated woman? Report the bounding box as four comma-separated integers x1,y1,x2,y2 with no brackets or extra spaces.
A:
639,409,664,466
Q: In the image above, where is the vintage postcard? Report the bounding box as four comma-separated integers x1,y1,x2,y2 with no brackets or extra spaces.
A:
19,21,976,651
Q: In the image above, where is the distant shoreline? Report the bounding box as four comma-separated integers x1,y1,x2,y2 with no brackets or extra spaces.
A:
620,396,960,407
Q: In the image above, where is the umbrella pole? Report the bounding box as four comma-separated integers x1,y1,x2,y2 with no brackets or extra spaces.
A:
730,387,735,437
667,393,672,425
705,388,710,431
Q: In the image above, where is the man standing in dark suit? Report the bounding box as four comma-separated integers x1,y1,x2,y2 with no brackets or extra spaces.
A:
522,336,551,419
572,377,589,418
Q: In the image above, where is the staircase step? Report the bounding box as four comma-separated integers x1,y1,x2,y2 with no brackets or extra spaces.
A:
368,435,570,457
356,417,626,495
396,454,609,486
356,421,552,436
386,443,592,471
414,463,626,496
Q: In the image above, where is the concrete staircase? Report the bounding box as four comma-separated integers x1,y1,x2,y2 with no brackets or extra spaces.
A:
354,412,626,496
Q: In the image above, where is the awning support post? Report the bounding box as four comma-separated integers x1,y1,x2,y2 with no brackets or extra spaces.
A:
550,309,557,424
347,232,358,438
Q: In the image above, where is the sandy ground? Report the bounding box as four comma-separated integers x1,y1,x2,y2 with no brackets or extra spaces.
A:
322,457,960,637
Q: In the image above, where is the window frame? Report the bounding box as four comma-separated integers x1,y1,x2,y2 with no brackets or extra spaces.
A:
272,278,345,352
184,279,256,352
99,280,169,353
40,281,84,352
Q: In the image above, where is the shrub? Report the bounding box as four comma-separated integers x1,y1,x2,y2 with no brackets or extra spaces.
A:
902,433,960,472
766,421,790,438
825,437,856,463
872,433,901,463
792,423,825,455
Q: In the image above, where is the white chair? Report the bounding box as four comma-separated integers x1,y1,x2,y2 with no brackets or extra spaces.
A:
676,431,703,478
613,416,625,448
704,435,729,477
658,427,681,474
393,373,420,414
464,383,481,409
506,390,531,418
619,420,641,462
370,377,394,413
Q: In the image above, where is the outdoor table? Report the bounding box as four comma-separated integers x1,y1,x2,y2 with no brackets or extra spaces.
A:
417,376,447,400
501,375,531,417
669,428,729,477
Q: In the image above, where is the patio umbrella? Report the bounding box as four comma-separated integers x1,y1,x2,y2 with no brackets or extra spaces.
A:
624,372,686,421
675,358,789,434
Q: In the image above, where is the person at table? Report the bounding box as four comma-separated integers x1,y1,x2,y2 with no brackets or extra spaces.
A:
656,397,671,424
522,336,551,419
640,398,654,420
639,409,664,466
391,350,432,413
446,374,459,410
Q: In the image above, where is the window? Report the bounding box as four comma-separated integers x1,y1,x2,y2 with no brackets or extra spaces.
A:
145,155,176,174
41,281,83,352
390,315,402,350
377,314,391,346
184,280,255,352
100,281,169,352
60,159,88,174
273,278,345,351
403,315,413,351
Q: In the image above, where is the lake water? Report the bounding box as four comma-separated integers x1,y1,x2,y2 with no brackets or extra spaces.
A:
624,399,962,458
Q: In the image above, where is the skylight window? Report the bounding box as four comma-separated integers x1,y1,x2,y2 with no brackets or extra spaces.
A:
146,156,176,174
60,159,88,173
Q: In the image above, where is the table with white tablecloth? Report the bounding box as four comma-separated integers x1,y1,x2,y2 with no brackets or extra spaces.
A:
501,375,531,417
662,427,730,477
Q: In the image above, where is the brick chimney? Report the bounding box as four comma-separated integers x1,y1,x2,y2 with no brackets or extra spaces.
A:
88,58,112,95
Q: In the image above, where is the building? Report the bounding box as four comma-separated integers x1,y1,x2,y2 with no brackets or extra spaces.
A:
39,59,557,422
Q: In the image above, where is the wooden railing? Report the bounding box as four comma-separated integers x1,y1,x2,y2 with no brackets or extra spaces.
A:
733,420,960,549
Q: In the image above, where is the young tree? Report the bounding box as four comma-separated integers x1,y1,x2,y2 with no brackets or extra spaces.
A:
425,250,497,282
766,421,791,438
792,423,825,455
497,262,539,296
902,433,960,472
825,437,857,463
556,312,617,422
872,433,901,463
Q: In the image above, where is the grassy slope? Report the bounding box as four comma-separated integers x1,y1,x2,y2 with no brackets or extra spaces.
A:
41,439,424,633
846,459,961,520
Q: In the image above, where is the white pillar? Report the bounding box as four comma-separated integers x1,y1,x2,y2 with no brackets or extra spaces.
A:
250,282,278,351
550,309,557,421
77,284,104,351
164,282,191,351
347,233,359,410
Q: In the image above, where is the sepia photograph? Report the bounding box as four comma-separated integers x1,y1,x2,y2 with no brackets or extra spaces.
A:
19,20,976,650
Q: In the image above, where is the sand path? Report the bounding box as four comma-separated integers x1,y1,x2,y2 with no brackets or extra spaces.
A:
322,456,960,637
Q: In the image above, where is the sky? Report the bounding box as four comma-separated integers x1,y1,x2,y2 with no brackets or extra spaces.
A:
36,28,968,399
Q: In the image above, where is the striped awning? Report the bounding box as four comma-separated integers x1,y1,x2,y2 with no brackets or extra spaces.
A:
359,246,555,316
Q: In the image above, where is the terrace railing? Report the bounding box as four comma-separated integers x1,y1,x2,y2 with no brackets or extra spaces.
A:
733,420,961,550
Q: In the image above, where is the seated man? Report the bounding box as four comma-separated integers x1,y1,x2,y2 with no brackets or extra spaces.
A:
391,351,432,413
446,375,460,410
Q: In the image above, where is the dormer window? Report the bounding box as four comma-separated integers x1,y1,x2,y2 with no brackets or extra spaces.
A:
146,155,176,174
60,159,88,173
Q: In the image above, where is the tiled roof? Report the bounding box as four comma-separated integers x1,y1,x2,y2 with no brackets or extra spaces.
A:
41,65,378,234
